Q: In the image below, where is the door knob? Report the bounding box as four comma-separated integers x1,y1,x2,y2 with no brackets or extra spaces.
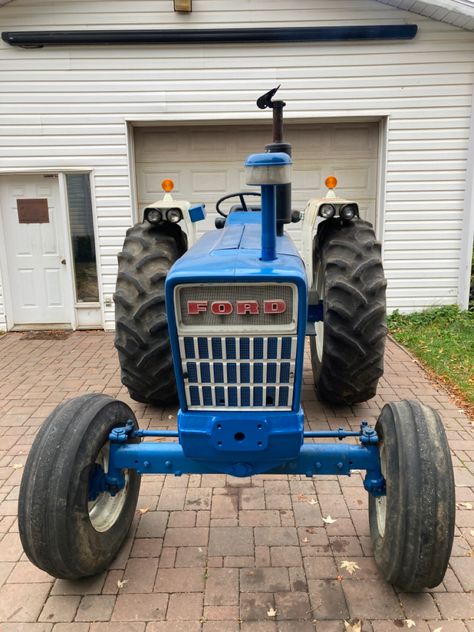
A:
61,258,66,265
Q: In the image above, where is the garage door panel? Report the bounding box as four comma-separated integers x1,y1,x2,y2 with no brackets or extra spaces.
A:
136,131,184,161
331,126,378,154
135,122,379,231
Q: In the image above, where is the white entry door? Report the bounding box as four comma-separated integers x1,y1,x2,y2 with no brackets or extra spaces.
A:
0,174,72,326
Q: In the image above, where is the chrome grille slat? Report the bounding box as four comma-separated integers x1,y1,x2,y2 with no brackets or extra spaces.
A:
180,335,297,411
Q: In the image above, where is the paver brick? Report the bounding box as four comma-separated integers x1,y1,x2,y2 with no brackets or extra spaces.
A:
122,557,158,593
1,625,54,632
208,526,254,556
90,624,145,632
203,622,240,632
130,538,163,558
274,591,311,619
155,567,205,592
203,604,239,620
204,567,239,606
435,592,474,618
51,574,106,596
1,333,474,631
240,567,290,592
163,527,209,547
136,512,168,538
342,580,403,619
166,592,203,620
75,595,115,622
39,596,81,623
112,593,168,621
307,579,350,620
254,527,298,546
240,591,274,621
0,582,52,622
147,623,201,632
399,592,440,619
270,546,302,567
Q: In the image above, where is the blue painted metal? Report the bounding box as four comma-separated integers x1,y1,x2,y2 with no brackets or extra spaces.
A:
88,463,107,501
189,203,206,223
106,420,384,495
260,185,277,261
176,409,304,462
132,429,179,438
308,300,324,323
165,229,308,413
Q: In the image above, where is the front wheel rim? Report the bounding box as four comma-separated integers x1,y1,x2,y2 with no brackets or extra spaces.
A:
88,443,130,533
315,263,324,361
375,442,387,538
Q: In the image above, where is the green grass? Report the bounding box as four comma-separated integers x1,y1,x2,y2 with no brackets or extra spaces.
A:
387,305,474,406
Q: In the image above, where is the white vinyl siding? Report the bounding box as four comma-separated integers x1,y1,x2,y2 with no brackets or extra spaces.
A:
0,0,473,328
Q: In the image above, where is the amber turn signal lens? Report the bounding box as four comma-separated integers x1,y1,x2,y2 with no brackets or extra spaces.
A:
162,178,174,192
325,175,337,189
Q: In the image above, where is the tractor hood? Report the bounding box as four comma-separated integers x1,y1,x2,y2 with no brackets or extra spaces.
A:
166,212,306,285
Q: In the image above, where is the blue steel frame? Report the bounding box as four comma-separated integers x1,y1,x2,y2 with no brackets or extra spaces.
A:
101,421,385,499
98,153,386,502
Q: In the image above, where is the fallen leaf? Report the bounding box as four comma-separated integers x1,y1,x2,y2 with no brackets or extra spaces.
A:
341,560,360,575
470,530,474,537
432,628,443,632
12,463,23,469
322,515,337,524
307,498,318,505
198,547,203,552
117,579,128,588
267,607,277,618
168,415,173,420
137,507,150,515
344,619,362,632
406,620,416,629
302,537,309,543
336,574,344,582
457,502,472,510
297,493,308,502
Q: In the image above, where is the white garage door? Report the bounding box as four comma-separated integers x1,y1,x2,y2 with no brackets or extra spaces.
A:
135,122,379,248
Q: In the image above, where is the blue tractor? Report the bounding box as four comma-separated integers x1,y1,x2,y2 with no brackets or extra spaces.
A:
18,89,455,592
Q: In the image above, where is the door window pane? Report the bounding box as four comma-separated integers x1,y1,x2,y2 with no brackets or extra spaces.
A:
66,173,99,302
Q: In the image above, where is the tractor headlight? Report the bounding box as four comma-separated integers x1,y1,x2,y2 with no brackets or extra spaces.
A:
340,204,358,221
145,208,162,223
319,203,336,219
166,208,182,223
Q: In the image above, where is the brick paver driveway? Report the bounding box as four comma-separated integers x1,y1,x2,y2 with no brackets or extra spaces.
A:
0,331,473,632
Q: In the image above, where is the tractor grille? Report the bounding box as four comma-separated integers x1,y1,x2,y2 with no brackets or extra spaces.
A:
179,335,297,410
174,282,299,411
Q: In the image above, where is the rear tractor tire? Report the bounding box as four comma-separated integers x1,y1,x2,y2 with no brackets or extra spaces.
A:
369,400,455,591
18,394,141,579
114,222,187,405
310,219,387,405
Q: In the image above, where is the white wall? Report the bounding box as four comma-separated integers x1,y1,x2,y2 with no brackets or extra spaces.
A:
0,0,473,329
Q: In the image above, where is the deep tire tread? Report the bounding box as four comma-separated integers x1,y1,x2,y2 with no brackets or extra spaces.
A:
311,219,387,405
114,222,186,405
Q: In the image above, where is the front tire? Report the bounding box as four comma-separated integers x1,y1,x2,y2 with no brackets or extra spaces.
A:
369,400,455,591
18,394,141,579
114,222,187,405
311,219,387,405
